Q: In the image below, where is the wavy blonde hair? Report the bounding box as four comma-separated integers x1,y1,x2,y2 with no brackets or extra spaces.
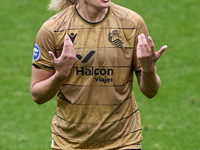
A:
48,0,78,11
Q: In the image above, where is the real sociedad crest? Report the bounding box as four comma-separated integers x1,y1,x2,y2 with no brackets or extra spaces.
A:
108,30,123,47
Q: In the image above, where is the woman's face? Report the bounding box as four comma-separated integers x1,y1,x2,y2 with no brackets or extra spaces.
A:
84,0,111,9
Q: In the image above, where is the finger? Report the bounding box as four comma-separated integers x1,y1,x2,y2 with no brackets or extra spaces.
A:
137,34,142,57
138,34,144,51
67,35,76,57
137,34,142,47
140,33,150,55
62,34,75,57
49,51,56,64
62,35,70,53
136,38,141,57
156,45,168,59
148,36,156,54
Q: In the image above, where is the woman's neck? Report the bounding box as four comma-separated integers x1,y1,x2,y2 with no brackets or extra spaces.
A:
76,2,109,23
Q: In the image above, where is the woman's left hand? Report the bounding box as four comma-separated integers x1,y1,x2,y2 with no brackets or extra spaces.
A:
137,33,168,72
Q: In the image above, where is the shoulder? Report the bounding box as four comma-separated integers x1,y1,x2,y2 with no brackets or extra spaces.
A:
34,5,75,49
111,3,145,28
41,5,75,33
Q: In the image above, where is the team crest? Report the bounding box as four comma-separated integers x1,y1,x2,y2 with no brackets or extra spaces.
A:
108,30,123,47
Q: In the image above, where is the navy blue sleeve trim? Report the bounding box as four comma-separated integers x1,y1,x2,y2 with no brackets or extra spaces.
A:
32,63,41,69
135,70,141,73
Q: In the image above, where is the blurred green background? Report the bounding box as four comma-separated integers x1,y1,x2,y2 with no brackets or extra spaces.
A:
0,0,199,149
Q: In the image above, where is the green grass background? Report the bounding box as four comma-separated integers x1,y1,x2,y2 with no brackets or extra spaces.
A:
0,0,199,149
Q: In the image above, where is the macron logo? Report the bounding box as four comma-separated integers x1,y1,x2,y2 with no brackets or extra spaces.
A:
76,51,95,63
68,33,77,43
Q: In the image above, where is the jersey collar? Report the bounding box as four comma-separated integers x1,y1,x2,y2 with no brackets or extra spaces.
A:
73,4,113,27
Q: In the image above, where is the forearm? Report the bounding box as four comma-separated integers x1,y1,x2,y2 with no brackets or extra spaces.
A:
31,73,65,104
139,68,161,98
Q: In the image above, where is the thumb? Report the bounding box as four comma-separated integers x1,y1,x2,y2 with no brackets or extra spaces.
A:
49,51,56,64
156,45,168,59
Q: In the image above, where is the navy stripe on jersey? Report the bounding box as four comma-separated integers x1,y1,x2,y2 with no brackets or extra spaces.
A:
52,128,142,142
54,27,136,33
54,108,139,125
55,46,136,51
58,94,132,106
62,78,132,87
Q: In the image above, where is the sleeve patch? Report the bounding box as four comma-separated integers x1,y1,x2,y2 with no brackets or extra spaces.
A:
33,43,41,61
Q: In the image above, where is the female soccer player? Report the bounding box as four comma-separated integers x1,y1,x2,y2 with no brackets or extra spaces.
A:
31,0,167,149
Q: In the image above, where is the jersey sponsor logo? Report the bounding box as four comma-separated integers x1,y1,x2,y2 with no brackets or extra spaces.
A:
108,30,123,47
76,51,95,63
76,66,113,83
76,51,113,83
33,43,41,61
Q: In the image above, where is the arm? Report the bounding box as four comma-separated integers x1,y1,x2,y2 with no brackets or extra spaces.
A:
136,69,161,98
30,35,76,104
136,33,167,98
30,67,66,104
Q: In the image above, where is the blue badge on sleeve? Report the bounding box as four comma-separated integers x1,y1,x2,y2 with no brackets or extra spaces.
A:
33,43,41,61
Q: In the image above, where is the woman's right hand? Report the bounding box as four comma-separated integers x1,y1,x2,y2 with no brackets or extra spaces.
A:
49,34,76,79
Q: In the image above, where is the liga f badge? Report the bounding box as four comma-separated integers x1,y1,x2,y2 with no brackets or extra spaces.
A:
108,30,123,47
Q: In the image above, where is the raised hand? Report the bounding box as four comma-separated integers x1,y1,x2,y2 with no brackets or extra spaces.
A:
49,34,76,78
137,33,167,72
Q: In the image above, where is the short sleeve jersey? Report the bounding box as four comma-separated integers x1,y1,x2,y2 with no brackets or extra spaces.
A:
32,3,149,150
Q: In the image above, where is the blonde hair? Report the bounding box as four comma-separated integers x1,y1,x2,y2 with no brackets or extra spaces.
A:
48,0,78,11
